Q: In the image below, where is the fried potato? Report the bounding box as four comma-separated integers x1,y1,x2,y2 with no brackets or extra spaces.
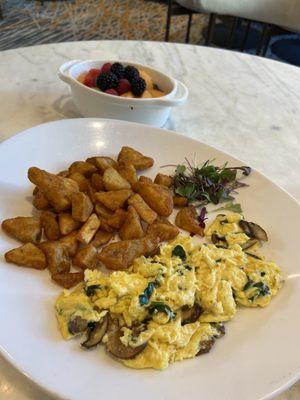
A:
99,234,160,270
77,213,100,244
173,195,188,207
5,243,46,270
72,192,93,223
73,244,98,270
117,146,154,170
94,203,114,219
58,213,81,236
138,176,152,184
41,211,60,241
32,186,39,195
52,271,84,289
39,241,71,274
154,173,173,187
94,190,132,211
28,167,79,212
2,216,42,244
86,183,97,204
33,190,50,210
106,209,127,229
103,167,131,191
57,170,69,178
117,163,138,188
128,193,157,224
100,220,115,233
68,172,89,192
175,206,204,236
91,230,114,248
119,206,144,240
147,218,179,241
58,231,79,257
86,156,117,172
136,182,173,216
68,161,97,177
90,173,105,191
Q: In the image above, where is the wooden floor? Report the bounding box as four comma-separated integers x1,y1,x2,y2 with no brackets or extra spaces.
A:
0,0,207,50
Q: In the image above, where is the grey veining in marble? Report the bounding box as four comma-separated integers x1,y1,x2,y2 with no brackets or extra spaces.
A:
0,40,299,400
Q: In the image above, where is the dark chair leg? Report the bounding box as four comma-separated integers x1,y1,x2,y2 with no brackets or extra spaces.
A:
239,19,251,52
256,23,269,55
185,13,193,43
165,0,173,42
205,13,216,46
227,17,239,49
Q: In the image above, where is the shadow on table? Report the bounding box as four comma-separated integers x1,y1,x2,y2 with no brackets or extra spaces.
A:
52,94,81,119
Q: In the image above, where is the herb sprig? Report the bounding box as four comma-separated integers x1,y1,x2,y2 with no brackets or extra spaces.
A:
172,159,251,206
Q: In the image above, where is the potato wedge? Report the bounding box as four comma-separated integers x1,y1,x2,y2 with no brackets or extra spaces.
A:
147,218,179,241
39,241,71,274
68,172,89,192
58,213,81,236
5,243,46,270
100,220,115,233
99,234,160,270
154,173,173,188
94,203,114,219
136,182,173,216
73,244,98,270
52,271,84,289
68,161,97,177
57,170,69,178
2,216,42,244
173,195,188,207
94,190,132,211
72,192,93,223
58,231,79,256
103,167,131,191
128,193,157,224
90,173,105,191
138,176,152,184
28,167,79,211
86,156,117,172
91,230,114,248
86,183,97,204
119,206,144,240
41,211,60,241
175,206,204,236
77,213,100,244
117,147,154,170
117,163,137,188
33,190,50,210
106,209,127,229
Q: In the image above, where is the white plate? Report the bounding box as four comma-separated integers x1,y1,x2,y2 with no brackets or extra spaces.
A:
0,119,299,400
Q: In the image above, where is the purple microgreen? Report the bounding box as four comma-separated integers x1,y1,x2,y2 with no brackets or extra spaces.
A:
198,207,207,229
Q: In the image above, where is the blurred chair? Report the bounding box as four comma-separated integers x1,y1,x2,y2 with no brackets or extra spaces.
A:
165,0,300,55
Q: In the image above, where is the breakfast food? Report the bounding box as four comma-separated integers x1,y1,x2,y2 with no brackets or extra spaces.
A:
1,145,283,371
77,62,166,98
55,214,282,369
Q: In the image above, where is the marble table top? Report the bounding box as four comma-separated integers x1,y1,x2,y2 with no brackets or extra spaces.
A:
0,40,299,400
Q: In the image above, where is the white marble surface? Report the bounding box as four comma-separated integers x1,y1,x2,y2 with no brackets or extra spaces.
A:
0,40,299,400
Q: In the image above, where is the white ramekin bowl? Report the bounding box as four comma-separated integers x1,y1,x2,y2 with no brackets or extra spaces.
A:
58,59,188,127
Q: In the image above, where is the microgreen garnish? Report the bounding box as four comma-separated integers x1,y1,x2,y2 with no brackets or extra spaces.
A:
148,302,175,320
171,160,250,206
172,245,186,261
85,284,101,297
198,207,207,229
139,282,156,306
210,202,243,214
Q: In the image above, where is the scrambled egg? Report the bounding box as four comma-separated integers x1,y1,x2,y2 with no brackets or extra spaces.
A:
55,213,283,370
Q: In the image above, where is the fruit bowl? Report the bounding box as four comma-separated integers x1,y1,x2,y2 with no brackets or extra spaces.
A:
58,59,188,127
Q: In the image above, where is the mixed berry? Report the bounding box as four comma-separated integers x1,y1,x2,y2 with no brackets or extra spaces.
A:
78,62,165,99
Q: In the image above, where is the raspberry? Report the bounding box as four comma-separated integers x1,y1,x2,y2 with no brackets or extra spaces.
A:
110,62,125,79
105,89,119,96
83,69,101,87
124,65,140,82
96,71,118,91
131,77,146,97
100,63,112,73
116,78,131,95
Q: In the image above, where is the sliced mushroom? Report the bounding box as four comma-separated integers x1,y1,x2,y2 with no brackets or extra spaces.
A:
239,220,268,241
196,338,215,356
81,314,108,349
240,239,258,251
211,322,226,337
211,233,228,248
106,327,147,360
68,316,88,335
181,304,203,325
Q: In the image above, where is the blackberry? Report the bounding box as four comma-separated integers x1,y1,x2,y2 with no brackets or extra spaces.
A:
124,65,140,82
110,62,125,79
131,77,146,97
96,71,118,91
